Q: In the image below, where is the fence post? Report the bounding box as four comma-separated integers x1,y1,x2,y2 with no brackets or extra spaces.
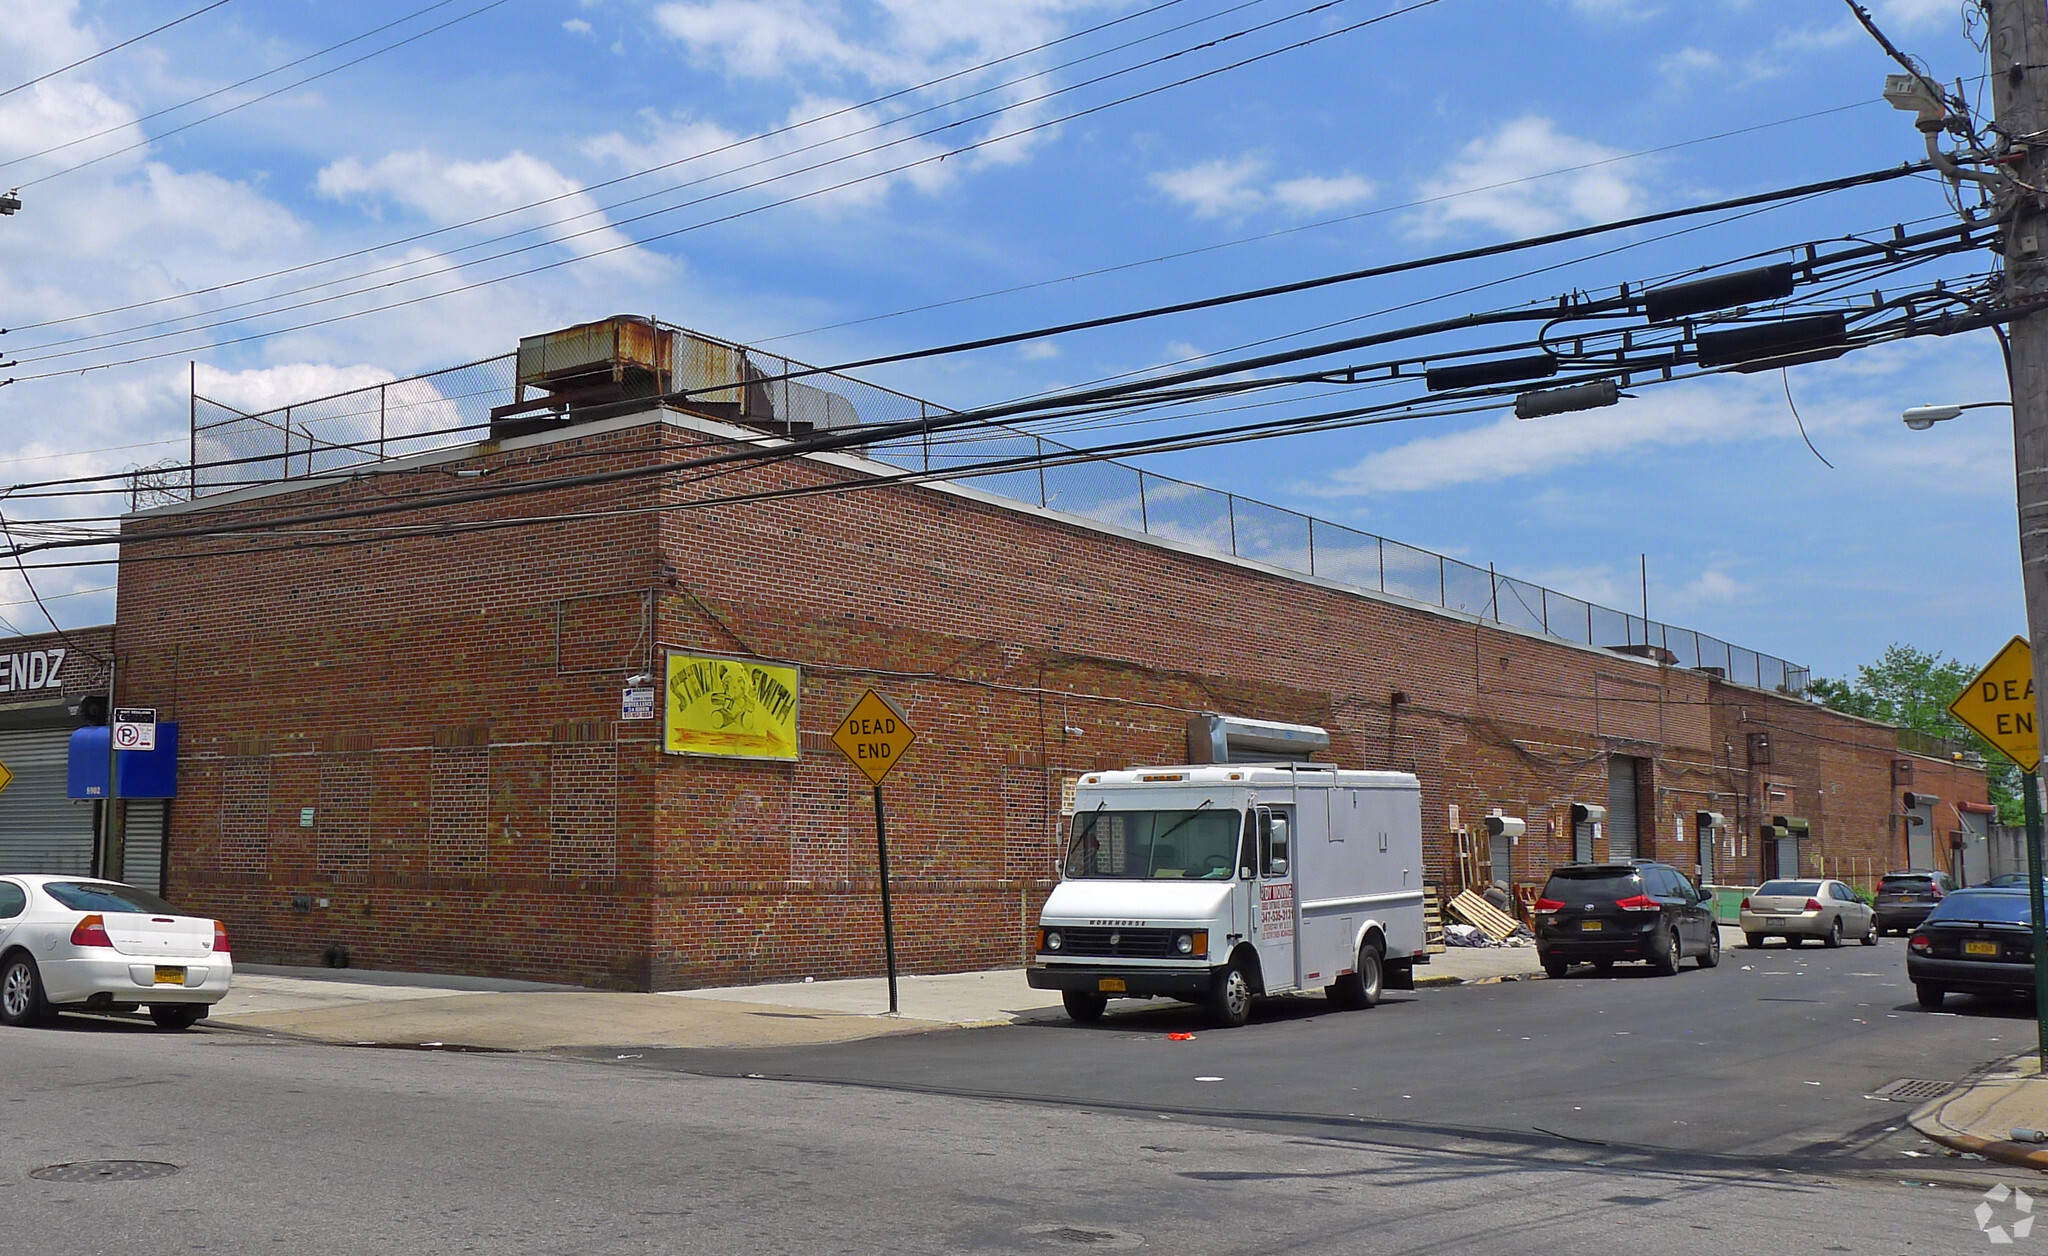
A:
922,402,930,473
1306,517,1316,576
1376,536,1384,593
1541,587,1550,634
1139,472,1149,533
379,384,388,461
1438,555,1446,608
1036,439,1047,508
1488,563,1498,621
1228,495,1238,556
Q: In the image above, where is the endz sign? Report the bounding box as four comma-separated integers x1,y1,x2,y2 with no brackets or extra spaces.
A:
0,648,66,694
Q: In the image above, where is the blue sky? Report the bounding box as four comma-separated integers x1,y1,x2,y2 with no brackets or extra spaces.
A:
0,0,2015,683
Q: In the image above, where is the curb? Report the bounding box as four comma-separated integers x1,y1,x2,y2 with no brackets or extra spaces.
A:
1909,1063,2048,1173
1413,971,1545,988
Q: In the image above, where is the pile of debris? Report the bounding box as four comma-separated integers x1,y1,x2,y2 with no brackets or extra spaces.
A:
1444,888,1534,948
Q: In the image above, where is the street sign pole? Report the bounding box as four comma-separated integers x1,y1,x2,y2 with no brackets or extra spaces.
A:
830,689,917,1018
2029,773,2048,1073
873,785,899,1016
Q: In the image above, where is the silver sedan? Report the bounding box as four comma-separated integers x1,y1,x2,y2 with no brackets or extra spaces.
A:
0,875,233,1030
1740,879,1877,948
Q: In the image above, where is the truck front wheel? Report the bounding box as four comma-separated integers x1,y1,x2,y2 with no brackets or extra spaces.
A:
1062,991,1108,1023
1208,959,1254,1028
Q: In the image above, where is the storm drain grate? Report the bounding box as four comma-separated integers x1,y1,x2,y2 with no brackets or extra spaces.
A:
1869,1079,1951,1102
31,1161,180,1183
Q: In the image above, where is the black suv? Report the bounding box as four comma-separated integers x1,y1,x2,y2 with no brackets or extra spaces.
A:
1534,862,1721,978
1874,870,1956,935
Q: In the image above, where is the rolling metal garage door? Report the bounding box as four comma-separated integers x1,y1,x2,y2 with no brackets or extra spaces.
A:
1606,757,1639,862
0,726,95,874
124,800,166,896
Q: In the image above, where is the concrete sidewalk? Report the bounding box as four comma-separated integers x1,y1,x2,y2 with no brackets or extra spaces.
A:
1912,1054,2048,1171
204,943,1553,1052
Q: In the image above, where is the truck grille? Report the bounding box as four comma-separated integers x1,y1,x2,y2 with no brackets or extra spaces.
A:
1058,927,1177,958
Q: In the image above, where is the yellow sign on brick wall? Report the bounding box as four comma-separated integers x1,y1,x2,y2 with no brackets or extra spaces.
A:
664,652,800,761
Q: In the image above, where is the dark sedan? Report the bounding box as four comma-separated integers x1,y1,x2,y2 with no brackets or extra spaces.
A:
1909,888,2043,1010
1875,870,1955,935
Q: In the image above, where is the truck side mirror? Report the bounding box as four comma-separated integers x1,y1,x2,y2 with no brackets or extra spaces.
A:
1269,857,1288,877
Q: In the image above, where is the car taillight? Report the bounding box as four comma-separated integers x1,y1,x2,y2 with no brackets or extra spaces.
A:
1931,885,1946,898
1739,897,1751,912
213,920,230,955
1908,933,1932,954
70,914,113,948
1615,895,1659,912
1805,898,1823,912
1533,898,1564,914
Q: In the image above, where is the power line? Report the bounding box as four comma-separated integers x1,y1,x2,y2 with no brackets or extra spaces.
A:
3,0,1215,336
2,0,1451,381
0,0,236,102
6,0,509,187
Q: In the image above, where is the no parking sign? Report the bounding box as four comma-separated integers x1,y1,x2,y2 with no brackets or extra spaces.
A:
112,706,157,752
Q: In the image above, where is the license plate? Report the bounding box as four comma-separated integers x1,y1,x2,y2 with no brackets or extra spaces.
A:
153,966,186,986
1581,921,1603,932
1967,941,2001,956
1766,917,1786,927
1098,978,1126,993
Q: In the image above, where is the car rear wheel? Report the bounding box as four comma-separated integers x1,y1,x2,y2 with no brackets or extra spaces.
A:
1697,927,1721,969
149,1005,205,1031
1207,958,1253,1028
1744,932,1765,948
1823,918,1842,949
1914,983,1945,1011
0,953,52,1027
1061,991,1107,1024
1541,957,1568,979
1651,927,1682,976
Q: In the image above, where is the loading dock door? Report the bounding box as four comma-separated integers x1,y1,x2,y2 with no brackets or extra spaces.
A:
0,726,95,874
1607,758,1639,861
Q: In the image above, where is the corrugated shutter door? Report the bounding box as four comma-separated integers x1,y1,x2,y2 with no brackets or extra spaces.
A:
1606,757,1638,861
0,726,96,874
124,800,166,896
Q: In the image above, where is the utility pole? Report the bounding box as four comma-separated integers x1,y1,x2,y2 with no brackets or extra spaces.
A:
1985,0,2048,1065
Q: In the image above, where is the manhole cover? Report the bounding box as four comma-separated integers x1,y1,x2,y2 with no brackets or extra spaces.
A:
31,1161,180,1183
1018,1223,1143,1248
1870,1079,1950,1102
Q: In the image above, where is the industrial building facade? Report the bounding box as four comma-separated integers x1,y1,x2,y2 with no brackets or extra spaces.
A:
14,321,1986,990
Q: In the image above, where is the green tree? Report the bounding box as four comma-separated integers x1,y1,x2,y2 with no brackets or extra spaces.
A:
1811,644,2022,824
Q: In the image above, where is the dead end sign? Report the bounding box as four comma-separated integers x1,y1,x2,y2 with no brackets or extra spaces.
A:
831,690,916,786
1949,636,2040,773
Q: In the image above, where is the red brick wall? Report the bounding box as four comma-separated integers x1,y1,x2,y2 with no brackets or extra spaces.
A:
109,412,1989,989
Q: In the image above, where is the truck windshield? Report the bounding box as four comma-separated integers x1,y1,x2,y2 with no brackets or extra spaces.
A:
1064,807,1241,880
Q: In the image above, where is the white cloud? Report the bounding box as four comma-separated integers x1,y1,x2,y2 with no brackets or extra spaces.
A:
563,18,594,35
583,99,955,216
192,363,398,415
1152,156,1374,220
1658,47,1721,78
1875,0,1954,29
1568,0,1661,17
315,149,646,268
1410,116,1640,239
1019,340,1059,361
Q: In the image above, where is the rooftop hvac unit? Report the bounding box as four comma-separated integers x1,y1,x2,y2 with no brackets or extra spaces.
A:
491,315,677,438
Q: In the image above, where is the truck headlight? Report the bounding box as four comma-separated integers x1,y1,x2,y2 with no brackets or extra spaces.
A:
1176,933,1194,955
1044,931,1062,952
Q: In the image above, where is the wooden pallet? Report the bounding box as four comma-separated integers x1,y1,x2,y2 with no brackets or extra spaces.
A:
1423,883,1446,954
1447,889,1521,941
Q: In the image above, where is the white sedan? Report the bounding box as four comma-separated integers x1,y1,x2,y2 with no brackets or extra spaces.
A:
0,875,233,1030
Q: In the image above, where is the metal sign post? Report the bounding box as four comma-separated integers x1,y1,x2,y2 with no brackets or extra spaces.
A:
830,690,918,1015
1950,637,2048,1070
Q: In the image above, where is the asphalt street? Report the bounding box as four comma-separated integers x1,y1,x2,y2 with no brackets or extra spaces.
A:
1,936,2035,1255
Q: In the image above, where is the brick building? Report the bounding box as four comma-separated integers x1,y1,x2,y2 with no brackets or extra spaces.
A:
64,321,1992,989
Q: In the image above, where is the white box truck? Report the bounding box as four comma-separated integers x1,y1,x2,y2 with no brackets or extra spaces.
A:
1026,763,1427,1027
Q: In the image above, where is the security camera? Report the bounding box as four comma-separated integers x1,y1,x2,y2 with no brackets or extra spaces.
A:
625,673,652,687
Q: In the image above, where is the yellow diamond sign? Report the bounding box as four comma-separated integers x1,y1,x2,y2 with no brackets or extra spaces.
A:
1950,635,2041,772
831,689,916,787
0,757,13,797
